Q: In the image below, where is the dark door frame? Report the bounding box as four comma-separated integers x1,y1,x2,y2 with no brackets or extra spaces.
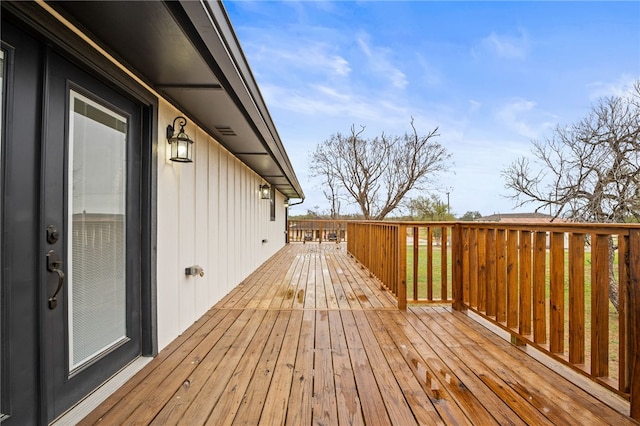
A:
1,4,158,424
42,49,144,420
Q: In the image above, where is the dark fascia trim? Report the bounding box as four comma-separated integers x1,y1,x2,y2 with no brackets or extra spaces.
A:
235,152,270,156
171,0,304,199
207,1,298,180
156,83,223,90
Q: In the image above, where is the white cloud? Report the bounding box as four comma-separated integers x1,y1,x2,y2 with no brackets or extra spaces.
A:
587,74,638,100
245,40,351,79
313,84,352,102
390,70,408,90
479,30,529,60
357,36,372,57
468,100,482,113
416,54,444,88
331,55,351,76
497,99,537,138
357,33,408,90
260,83,403,125
494,98,559,141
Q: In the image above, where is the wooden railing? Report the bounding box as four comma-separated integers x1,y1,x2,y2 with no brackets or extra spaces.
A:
346,222,455,307
347,222,406,307
288,219,347,243
345,220,640,420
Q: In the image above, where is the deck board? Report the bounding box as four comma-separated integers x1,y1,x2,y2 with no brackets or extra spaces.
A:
285,308,314,425
79,243,636,425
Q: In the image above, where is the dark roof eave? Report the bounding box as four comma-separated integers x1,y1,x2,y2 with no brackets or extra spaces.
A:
45,0,304,199
175,0,304,199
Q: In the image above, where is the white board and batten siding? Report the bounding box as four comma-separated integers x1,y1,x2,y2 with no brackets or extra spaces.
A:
156,101,287,350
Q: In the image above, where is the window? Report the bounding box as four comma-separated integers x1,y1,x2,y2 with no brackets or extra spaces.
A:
270,186,275,221
68,90,128,371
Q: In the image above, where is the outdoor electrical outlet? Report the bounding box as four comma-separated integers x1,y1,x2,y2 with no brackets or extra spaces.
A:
185,265,204,277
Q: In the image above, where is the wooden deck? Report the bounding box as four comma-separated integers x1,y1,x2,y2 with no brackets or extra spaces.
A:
79,243,637,425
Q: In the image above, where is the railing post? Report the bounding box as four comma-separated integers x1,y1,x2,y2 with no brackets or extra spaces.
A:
398,224,407,310
629,229,639,420
452,223,465,311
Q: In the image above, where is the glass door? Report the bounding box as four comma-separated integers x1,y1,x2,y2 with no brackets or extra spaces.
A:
42,51,142,421
67,90,129,373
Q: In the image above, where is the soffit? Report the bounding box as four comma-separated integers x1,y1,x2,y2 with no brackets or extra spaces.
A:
52,0,304,200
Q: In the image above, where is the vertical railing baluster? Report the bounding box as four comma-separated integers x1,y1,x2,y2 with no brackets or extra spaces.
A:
452,223,464,311
462,226,470,306
591,233,609,377
507,229,518,328
469,228,478,309
519,230,532,336
478,228,487,313
533,231,547,344
441,226,448,301
486,228,497,318
413,226,419,301
569,233,585,364
628,229,639,420
550,232,565,353
496,229,507,323
398,224,407,310
619,233,629,392
427,226,433,300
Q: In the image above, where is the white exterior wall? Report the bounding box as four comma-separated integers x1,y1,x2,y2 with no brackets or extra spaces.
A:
156,100,287,350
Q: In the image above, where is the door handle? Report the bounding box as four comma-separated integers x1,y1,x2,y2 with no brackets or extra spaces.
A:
47,250,65,309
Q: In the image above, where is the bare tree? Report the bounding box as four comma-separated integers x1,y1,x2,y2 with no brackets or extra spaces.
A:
310,118,450,220
502,82,640,310
313,148,343,219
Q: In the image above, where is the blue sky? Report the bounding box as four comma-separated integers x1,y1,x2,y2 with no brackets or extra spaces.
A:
224,1,640,217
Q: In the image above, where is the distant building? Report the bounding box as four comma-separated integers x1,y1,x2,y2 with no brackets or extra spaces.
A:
476,212,567,223
476,212,569,247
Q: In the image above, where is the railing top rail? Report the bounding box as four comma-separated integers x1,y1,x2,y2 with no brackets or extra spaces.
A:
288,219,348,224
341,220,640,234
458,221,640,235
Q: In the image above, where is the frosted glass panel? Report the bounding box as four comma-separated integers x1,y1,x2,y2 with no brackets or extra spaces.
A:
68,90,127,371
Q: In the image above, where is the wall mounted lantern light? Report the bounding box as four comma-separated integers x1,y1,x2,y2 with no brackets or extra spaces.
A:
166,116,194,162
260,184,271,199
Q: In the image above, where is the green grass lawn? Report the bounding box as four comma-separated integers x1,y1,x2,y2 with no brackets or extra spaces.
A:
406,245,450,301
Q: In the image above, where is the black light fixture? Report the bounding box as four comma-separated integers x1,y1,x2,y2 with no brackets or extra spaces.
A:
166,116,193,162
260,184,271,199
